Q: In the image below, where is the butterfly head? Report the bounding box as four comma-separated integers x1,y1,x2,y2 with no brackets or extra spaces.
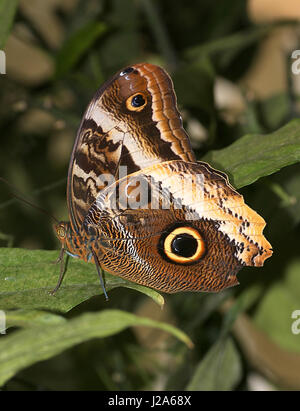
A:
54,221,93,262
54,221,69,245
54,221,76,252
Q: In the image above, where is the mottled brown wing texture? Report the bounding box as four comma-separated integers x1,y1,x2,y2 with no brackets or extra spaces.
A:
67,63,195,232
83,161,273,293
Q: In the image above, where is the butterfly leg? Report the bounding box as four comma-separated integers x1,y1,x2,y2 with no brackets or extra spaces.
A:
91,249,109,301
52,244,65,265
50,246,67,295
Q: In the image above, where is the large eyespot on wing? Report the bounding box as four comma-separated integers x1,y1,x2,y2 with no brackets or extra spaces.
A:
85,205,242,293
125,92,148,112
83,160,272,293
67,63,195,233
159,225,206,264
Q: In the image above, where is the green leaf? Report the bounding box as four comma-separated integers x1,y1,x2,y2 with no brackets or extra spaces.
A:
55,21,107,78
0,248,164,312
269,164,300,227
185,25,269,64
202,119,300,188
0,309,193,386
258,93,290,131
5,309,66,331
254,258,300,353
0,0,19,48
186,287,248,391
186,337,242,390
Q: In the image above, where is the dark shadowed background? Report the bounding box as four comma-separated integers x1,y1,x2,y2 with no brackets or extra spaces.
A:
1,0,300,391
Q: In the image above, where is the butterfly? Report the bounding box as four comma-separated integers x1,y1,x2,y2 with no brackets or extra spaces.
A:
53,63,272,297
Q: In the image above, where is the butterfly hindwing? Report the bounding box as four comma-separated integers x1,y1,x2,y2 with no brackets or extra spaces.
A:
83,160,272,293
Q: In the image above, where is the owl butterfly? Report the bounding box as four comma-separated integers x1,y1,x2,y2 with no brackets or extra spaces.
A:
54,63,272,297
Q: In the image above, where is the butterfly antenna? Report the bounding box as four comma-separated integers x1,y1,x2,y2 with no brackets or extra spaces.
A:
0,177,59,224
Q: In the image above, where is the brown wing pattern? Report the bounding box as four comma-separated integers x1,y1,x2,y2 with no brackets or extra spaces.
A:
54,62,273,294
67,63,195,232
83,161,272,293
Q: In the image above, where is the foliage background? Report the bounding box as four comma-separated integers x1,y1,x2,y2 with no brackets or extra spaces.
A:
1,0,300,390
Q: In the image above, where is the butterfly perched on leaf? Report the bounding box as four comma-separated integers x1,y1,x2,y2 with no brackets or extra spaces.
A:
54,63,272,297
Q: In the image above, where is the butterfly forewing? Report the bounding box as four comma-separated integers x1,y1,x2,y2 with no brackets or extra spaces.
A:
67,63,195,232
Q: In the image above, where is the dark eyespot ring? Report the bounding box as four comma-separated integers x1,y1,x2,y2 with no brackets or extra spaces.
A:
160,226,206,264
120,67,134,76
126,92,147,112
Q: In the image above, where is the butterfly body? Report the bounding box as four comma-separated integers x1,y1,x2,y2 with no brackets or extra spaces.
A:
55,63,272,294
